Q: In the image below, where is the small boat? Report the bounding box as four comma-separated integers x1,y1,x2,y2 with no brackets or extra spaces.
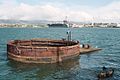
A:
98,67,114,79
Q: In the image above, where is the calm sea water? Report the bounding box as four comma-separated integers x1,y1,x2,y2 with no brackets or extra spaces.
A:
0,28,120,80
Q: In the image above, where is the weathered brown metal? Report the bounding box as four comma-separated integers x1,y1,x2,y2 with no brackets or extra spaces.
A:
7,39,80,63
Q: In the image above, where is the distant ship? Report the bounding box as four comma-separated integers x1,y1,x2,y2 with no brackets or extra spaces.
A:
48,20,69,28
48,23,68,28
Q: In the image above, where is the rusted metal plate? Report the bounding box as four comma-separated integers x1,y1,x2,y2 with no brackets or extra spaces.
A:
7,39,80,63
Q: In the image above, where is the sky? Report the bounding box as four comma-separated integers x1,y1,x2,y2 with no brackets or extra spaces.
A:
0,0,120,22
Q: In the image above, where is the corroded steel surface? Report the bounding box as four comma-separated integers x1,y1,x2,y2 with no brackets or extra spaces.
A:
7,39,80,63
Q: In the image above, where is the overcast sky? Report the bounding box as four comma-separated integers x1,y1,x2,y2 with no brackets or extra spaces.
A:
0,0,120,22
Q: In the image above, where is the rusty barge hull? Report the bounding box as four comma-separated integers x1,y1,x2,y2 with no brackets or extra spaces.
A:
7,39,80,63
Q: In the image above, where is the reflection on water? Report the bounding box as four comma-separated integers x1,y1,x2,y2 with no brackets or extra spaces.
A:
8,56,120,80
7,57,80,80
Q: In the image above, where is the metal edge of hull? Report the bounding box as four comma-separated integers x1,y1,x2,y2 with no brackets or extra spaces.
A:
7,51,80,63
60,52,80,61
7,52,57,63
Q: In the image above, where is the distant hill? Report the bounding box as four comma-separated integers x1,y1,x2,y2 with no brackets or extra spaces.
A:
0,19,88,25
0,19,52,24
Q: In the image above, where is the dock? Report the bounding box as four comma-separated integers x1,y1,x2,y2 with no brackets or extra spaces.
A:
80,48,102,54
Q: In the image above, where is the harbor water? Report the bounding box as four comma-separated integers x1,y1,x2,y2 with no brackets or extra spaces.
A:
0,28,120,80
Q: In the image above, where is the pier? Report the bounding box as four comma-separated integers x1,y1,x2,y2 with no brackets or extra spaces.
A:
80,47,102,54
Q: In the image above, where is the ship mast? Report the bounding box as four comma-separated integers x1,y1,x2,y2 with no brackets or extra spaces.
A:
63,16,68,24
66,31,72,41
